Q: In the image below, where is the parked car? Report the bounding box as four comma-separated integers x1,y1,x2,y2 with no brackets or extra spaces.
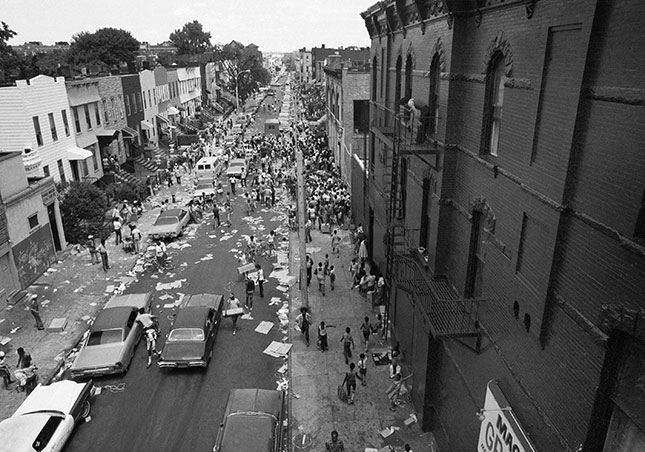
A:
70,293,152,379
159,294,223,369
0,379,93,452
193,178,217,201
148,207,190,240
225,158,246,179
212,389,286,452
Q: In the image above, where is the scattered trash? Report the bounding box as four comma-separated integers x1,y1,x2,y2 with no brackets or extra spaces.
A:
263,341,292,358
293,393,301,399
10,327,21,334
255,321,274,334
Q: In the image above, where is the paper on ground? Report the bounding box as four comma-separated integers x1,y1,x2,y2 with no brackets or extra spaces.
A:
255,321,274,334
263,341,292,358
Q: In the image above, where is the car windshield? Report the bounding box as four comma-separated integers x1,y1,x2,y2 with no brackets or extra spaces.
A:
196,183,213,191
155,216,179,226
88,329,123,345
167,328,205,342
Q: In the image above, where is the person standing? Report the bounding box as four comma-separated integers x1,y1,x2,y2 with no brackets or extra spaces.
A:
229,175,236,195
245,275,255,310
306,255,314,287
226,293,242,335
329,265,336,291
113,217,122,246
86,235,98,264
340,327,354,365
29,294,45,330
97,239,110,272
331,230,341,254
358,353,368,386
314,262,326,296
296,307,312,346
131,225,142,254
174,165,182,184
318,321,329,352
212,203,221,228
325,430,345,452
0,351,13,388
255,264,265,298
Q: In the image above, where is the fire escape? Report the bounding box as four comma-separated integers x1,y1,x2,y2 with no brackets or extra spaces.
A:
375,101,485,353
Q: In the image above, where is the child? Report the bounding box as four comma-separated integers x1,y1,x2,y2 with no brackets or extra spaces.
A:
358,353,368,386
329,265,336,291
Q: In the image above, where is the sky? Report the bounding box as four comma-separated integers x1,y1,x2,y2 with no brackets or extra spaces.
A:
2,0,377,53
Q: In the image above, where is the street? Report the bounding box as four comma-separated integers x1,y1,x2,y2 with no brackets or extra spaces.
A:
63,129,291,452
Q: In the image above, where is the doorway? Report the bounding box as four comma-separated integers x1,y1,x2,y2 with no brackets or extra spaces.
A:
47,203,62,252
465,211,484,298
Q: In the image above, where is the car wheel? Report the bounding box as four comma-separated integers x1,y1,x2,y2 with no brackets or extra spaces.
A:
81,400,91,419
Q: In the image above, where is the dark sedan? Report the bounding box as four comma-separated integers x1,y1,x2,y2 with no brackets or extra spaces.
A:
212,389,286,452
159,294,223,368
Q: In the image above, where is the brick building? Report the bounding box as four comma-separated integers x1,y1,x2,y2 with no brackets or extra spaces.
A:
360,0,645,451
324,54,370,186
311,44,371,83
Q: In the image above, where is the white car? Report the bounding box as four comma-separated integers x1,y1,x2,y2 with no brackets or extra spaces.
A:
0,379,93,452
226,158,247,178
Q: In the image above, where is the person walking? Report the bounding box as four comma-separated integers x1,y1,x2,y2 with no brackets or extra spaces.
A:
340,327,354,364
325,430,345,452
358,353,368,386
255,264,265,298
329,265,336,291
29,294,45,330
314,262,326,296
360,316,373,353
212,203,220,229
245,275,255,310
113,217,122,246
306,255,314,287
229,175,237,195
318,321,329,352
296,307,312,346
97,239,110,272
331,230,341,254
86,235,98,264
0,351,13,389
226,293,242,335
342,362,362,404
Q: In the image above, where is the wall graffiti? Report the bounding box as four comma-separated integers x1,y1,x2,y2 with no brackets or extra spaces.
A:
12,224,56,288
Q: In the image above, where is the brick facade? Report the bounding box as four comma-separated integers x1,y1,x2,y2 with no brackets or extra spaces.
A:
361,0,645,450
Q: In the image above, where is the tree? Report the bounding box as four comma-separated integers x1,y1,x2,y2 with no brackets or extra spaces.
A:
68,27,139,70
282,53,297,72
0,21,20,83
59,182,108,244
221,41,271,106
169,21,212,55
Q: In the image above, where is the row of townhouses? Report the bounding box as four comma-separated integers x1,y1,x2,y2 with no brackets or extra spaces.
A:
0,63,229,308
323,0,644,450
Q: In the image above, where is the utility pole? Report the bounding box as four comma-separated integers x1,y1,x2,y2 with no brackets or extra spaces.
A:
294,81,309,309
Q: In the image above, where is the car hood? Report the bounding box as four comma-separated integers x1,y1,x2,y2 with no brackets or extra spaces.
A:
14,380,88,416
72,343,126,371
160,341,205,362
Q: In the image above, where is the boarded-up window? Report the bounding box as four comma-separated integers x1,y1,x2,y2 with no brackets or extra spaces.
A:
516,212,550,295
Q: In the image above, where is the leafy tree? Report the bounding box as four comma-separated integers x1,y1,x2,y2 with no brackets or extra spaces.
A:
221,41,271,106
282,53,296,72
0,21,21,83
68,27,139,70
59,182,108,244
169,21,212,55
31,49,70,76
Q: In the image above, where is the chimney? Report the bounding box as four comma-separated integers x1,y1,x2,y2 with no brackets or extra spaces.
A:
321,44,325,49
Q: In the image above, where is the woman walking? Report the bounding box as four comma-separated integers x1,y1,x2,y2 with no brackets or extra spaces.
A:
340,327,354,365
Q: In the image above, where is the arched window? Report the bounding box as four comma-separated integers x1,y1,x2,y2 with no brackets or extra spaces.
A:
481,51,506,156
371,56,378,101
427,53,441,137
403,54,413,120
380,49,386,99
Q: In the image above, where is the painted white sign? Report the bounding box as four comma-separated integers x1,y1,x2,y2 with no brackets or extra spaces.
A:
477,380,537,452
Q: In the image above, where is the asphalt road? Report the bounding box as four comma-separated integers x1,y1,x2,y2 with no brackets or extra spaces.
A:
63,174,290,452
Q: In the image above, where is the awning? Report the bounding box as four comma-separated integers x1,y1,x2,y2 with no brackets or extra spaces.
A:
140,120,154,131
178,105,186,111
213,102,224,113
156,114,170,124
76,133,97,148
95,129,119,138
121,126,138,138
67,147,93,161
167,106,180,115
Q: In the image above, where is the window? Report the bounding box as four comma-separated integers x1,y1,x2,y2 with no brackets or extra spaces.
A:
84,104,92,129
48,113,58,141
57,159,66,184
125,95,131,116
103,100,109,122
394,56,402,111
33,116,43,146
137,92,143,112
481,51,506,156
380,49,385,99
148,90,152,107
43,165,50,177
153,89,157,104
28,213,39,230
634,189,645,245
118,95,124,118
353,100,369,133
427,53,441,137
371,56,378,101
61,110,70,136
143,91,147,109
91,147,98,171
419,178,431,249
95,102,101,126
73,107,81,133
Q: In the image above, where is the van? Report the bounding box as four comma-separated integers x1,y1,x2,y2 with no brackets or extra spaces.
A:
195,156,222,180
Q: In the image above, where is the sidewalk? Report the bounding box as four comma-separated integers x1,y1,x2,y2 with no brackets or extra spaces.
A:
289,227,434,452
0,171,196,419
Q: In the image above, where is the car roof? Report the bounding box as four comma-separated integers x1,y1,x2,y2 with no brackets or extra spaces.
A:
0,413,61,451
180,293,223,309
104,292,151,310
220,416,275,452
226,389,283,418
160,208,186,217
172,306,211,329
14,380,91,417
90,306,133,331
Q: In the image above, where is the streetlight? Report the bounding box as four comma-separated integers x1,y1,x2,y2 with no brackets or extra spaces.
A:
235,69,251,113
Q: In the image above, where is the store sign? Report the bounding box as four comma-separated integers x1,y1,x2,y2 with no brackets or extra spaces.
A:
477,381,537,452
41,185,57,205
